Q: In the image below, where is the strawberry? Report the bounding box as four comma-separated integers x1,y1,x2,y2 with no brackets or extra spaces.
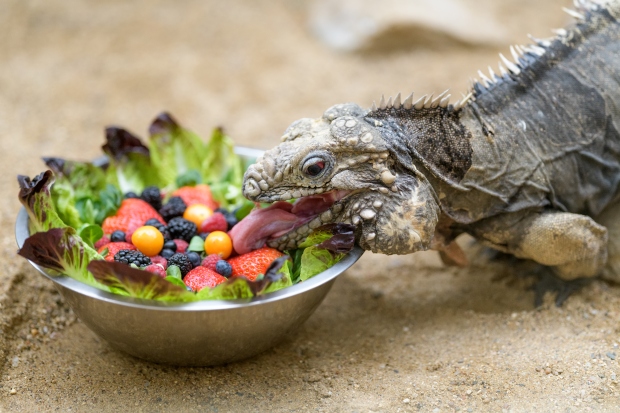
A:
184,266,227,292
199,212,228,233
172,239,188,253
227,247,284,281
201,254,222,272
97,242,136,261
144,263,166,278
102,198,165,236
172,184,219,210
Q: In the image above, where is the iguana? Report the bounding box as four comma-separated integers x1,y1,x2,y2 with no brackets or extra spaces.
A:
231,0,620,297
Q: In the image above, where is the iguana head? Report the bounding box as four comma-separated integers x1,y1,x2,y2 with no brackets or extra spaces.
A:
234,100,444,255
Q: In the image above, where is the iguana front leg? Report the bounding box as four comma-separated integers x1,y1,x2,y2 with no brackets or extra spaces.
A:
470,211,608,280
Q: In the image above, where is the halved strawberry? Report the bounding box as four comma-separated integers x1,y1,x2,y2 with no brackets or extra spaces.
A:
227,247,284,281
184,266,227,292
172,184,219,210
102,198,165,236
97,242,136,261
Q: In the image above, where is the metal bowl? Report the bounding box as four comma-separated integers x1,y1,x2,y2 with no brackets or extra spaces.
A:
14,147,363,366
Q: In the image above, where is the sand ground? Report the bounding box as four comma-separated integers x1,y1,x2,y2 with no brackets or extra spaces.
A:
1,0,619,411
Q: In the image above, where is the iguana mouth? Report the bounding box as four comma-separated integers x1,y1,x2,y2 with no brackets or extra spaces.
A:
229,190,351,254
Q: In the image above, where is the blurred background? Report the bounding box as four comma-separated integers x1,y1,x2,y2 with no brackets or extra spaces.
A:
0,0,572,172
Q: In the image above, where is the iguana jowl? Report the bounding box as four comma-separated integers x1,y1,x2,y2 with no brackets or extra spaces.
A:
237,0,620,283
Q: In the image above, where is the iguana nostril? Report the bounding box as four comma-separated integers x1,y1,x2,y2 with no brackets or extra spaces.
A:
244,180,261,198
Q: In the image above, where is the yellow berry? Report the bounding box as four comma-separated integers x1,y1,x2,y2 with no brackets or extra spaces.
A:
131,226,164,257
204,231,233,259
183,203,213,227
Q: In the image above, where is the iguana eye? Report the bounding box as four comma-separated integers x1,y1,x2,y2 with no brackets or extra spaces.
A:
302,158,327,177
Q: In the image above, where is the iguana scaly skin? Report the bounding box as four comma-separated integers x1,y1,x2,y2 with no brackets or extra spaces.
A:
242,1,620,283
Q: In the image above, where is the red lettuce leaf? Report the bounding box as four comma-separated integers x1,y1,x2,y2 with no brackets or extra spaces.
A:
246,255,289,295
88,260,192,301
17,227,105,289
17,171,67,232
102,127,150,161
18,227,80,272
148,112,180,138
316,223,356,254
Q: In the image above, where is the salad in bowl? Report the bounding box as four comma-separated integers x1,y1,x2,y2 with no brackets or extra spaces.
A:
17,112,357,302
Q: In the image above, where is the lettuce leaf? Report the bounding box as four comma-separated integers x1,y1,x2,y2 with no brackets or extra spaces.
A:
17,227,108,290
195,255,290,299
263,259,293,293
103,127,157,194
195,277,255,300
42,157,122,227
147,112,209,190
88,261,194,301
201,128,246,208
295,224,355,281
17,171,68,233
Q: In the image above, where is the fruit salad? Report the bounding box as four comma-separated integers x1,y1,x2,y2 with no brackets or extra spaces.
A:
17,112,354,302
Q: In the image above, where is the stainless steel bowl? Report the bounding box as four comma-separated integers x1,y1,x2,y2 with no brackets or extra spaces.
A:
15,147,363,366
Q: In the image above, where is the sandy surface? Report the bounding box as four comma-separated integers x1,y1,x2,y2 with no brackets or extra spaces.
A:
2,0,620,411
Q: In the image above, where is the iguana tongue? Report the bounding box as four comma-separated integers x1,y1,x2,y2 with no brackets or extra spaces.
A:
229,202,297,255
229,193,340,255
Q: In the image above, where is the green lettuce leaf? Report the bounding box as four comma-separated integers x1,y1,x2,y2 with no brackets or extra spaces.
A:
195,277,255,300
78,224,104,248
147,113,208,189
201,128,246,208
295,224,356,281
299,247,343,281
194,256,291,299
263,259,294,293
43,157,123,227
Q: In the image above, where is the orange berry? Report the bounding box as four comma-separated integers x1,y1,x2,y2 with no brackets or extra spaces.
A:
204,231,233,259
131,226,164,257
183,203,213,227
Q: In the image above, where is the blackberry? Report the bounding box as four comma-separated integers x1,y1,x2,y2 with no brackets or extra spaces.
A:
124,191,139,199
186,251,201,268
167,253,193,277
215,260,232,278
159,196,186,222
141,186,162,210
145,218,170,240
110,230,126,242
114,250,152,267
167,217,197,242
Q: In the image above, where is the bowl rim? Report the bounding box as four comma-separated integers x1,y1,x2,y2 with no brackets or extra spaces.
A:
14,146,364,312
